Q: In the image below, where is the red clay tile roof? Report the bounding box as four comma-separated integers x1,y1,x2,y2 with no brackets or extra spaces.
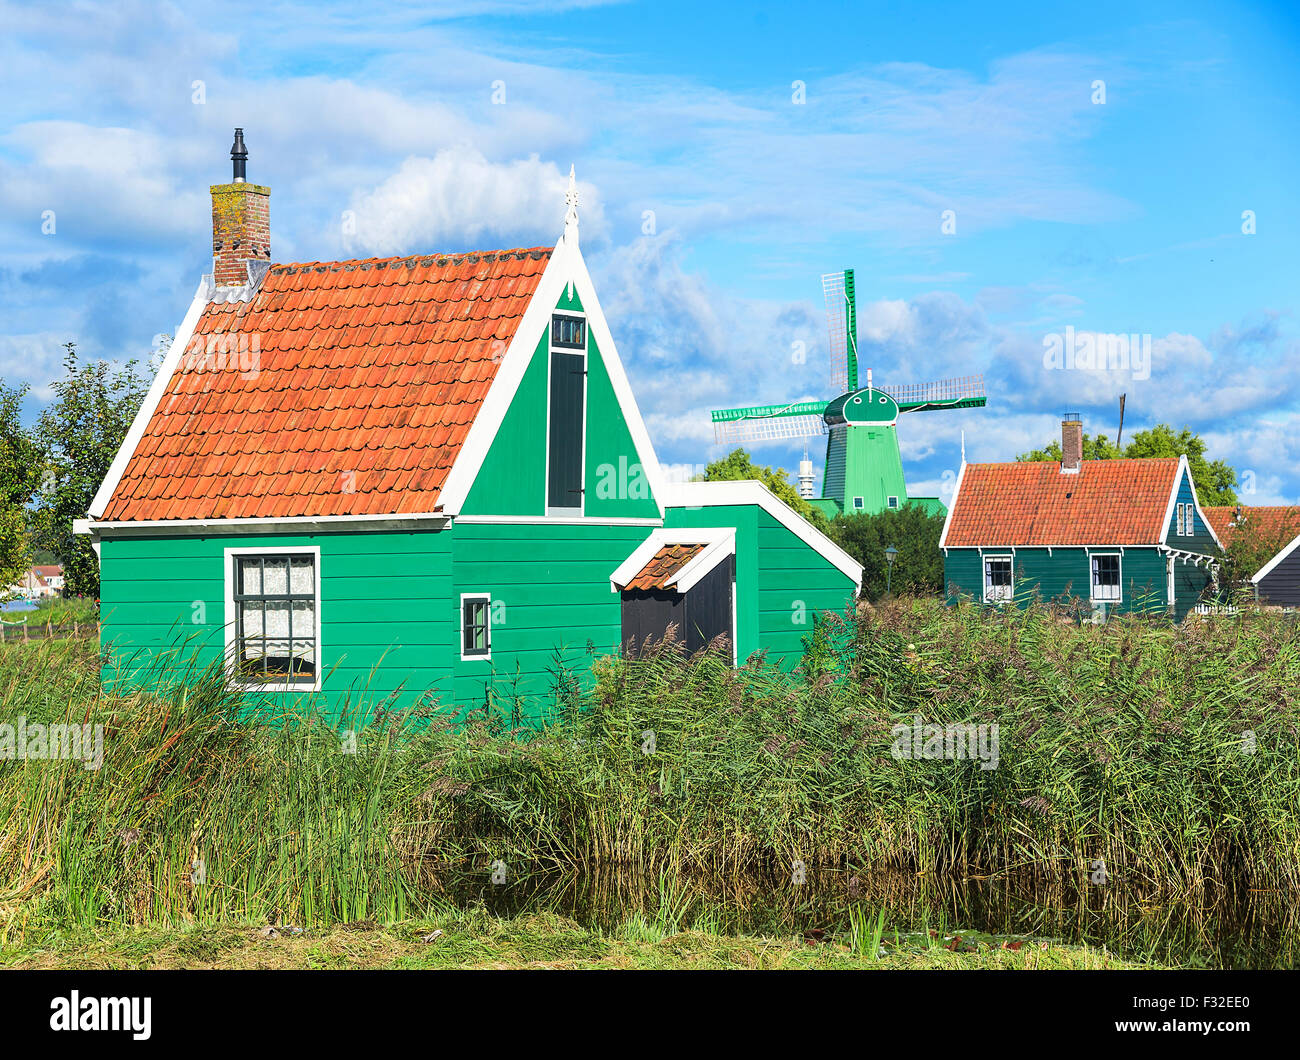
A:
944,459,1182,547
101,248,552,521
32,565,62,577
624,544,705,591
1205,505,1300,544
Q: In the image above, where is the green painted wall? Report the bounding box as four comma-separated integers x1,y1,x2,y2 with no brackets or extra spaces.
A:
99,529,453,727
943,545,1211,620
448,520,647,713
462,289,657,518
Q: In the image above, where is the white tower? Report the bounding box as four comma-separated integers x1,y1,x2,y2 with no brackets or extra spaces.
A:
797,440,815,500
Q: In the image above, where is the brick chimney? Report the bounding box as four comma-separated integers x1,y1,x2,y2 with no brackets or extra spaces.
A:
211,128,270,287
1061,413,1083,474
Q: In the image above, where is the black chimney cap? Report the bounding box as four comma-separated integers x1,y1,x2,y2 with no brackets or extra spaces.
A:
230,128,248,182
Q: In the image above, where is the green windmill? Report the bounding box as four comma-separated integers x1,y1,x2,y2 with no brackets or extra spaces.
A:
710,269,986,518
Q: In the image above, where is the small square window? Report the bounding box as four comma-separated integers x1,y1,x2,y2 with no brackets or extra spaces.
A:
984,556,1013,603
1091,554,1121,601
462,594,491,659
551,314,586,350
887,496,899,509
852,496,865,510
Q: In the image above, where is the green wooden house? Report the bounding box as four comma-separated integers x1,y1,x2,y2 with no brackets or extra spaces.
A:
940,417,1220,620
76,142,861,724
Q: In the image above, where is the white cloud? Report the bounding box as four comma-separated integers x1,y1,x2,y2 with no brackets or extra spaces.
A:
340,147,605,256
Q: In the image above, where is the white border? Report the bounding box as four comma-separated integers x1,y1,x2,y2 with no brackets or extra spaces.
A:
89,276,212,520
437,232,668,519
662,479,863,588
937,460,967,549
609,527,736,593
459,591,492,661
223,545,322,693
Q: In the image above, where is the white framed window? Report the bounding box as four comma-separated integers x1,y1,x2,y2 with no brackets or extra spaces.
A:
983,555,1013,603
852,496,865,511
887,496,900,509
224,546,321,692
1091,552,1122,602
1175,503,1186,536
460,593,492,660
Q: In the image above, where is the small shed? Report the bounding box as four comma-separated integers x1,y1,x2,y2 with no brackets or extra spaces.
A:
1207,506,1300,606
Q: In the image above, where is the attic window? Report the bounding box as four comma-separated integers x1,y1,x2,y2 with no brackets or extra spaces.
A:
551,314,586,349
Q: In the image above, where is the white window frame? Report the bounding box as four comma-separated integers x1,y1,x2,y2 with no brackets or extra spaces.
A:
223,545,322,693
1090,551,1123,603
983,554,1014,604
460,592,493,662
887,495,900,510
852,496,865,511
544,308,588,518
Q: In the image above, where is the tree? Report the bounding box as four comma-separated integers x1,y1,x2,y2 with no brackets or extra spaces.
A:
830,505,946,602
0,382,39,596
699,448,830,533
32,344,149,597
1217,509,1300,588
1017,423,1237,506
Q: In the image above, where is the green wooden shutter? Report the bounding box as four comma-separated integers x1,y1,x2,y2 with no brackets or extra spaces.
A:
548,351,585,509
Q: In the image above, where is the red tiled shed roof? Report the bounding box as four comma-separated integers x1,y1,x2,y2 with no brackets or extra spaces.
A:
944,459,1182,547
101,247,552,521
1204,505,1300,544
624,544,705,591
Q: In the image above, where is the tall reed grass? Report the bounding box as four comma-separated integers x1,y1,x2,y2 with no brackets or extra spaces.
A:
1,597,1297,931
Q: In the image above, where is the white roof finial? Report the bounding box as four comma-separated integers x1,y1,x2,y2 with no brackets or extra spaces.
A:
564,164,579,247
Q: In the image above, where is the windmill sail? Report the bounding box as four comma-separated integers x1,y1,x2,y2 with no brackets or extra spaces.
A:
822,270,858,394
711,400,827,445
878,374,986,413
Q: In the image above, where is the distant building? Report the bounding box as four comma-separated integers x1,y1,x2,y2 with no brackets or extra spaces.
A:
941,416,1220,621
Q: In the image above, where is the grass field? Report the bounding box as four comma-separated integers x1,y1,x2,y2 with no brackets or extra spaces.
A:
2,913,1149,970
1,596,1297,968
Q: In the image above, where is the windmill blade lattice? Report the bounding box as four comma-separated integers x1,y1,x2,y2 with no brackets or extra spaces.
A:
711,400,828,445
877,374,986,413
822,271,857,394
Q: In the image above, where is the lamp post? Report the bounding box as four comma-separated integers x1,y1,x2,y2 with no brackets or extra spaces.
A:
884,544,899,596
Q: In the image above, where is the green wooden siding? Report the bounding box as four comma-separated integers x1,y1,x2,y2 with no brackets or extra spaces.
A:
943,545,1211,620
448,521,647,713
100,530,453,727
461,289,658,518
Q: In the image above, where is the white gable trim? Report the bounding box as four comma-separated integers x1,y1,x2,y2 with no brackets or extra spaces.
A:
937,459,967,551
663,479,863,588
610,527,735,593
88,276,212,519
1252,531,1300,584
437,233,667,518
1157,455,1223,550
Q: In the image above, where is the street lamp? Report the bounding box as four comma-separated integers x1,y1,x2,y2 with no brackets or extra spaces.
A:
884,544,899,595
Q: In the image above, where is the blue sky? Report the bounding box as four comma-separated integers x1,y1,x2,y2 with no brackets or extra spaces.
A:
2,0,1298,504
